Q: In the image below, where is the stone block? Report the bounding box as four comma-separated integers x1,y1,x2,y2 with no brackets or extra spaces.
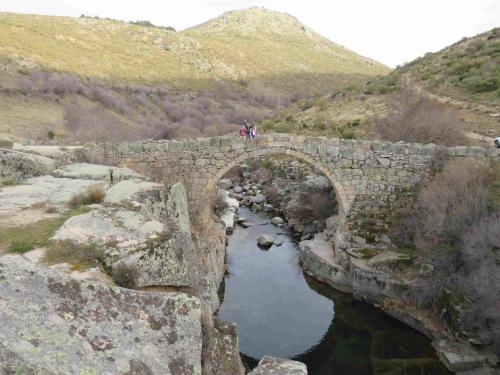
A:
0,255,202,374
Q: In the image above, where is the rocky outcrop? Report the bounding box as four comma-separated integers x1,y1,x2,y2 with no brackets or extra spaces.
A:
53,163,140,183
52,181,197,289
0,157,245,375
299,233,352,294
0,149,56,182
433,340,489,372
300,233,413,304
299,232,499,373
0,175,103,213
0,255,202,375
248,356,307,375
219,190,239,234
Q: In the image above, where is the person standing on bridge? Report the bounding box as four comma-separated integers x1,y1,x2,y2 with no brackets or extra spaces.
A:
243,120,254,142
239,125,246,141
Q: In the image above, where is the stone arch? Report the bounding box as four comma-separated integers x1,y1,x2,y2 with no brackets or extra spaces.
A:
200,146,350,223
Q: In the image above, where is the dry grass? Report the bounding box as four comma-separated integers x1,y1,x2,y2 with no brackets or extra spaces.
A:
0,10,387,87
68,185,106,209
0,95,66,142
260,92,387,138
43,240,100,269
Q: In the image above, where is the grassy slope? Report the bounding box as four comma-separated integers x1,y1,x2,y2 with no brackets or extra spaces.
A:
399,28,500,103
184,7,388,91
0,8,389,141
263,28,500,140
0,8,388,88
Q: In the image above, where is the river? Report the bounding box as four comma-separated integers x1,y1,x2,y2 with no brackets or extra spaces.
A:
218,207,449,374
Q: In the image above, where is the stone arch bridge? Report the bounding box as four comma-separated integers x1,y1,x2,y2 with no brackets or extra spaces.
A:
108,133,497,249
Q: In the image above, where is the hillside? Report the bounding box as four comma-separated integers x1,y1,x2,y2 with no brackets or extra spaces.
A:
262,27,500,141
183,7,387,90
0,8,389,142
398,27,500,102
0,8,388,89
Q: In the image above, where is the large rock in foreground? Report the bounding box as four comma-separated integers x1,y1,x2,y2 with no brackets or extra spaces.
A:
248,356,307,375
0,255,202,375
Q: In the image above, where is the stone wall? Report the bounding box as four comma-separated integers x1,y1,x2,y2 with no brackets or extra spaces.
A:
108,133,498,250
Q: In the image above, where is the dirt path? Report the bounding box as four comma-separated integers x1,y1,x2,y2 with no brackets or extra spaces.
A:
464,131,495,144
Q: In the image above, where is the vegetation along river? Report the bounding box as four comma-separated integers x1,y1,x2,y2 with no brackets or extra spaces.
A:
218,207,450,375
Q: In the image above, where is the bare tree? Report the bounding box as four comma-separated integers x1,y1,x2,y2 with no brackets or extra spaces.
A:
374,84,465,146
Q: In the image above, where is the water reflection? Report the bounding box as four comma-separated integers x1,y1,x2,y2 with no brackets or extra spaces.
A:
218,207,449,375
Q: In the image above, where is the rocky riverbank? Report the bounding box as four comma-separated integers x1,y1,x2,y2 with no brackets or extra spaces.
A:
0,148,245,374
218,155,499,374
1,144,497,374
218,156,337,241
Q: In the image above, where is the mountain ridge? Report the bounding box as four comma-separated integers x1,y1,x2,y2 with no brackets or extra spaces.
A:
0,8,389,89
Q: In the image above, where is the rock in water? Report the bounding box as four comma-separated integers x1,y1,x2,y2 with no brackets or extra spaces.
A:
249,356,307,374
0,255,202,374
271,217,285,226
257,235,274,248
250,194,266,204
221,210,236,233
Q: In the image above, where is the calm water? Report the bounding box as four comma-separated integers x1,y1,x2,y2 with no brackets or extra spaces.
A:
218,207,449,375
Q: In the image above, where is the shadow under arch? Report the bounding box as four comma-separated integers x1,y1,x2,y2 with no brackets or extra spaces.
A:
200,146,350,224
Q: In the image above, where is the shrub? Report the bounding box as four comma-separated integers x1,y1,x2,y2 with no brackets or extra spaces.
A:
213,189,227,214
17,67,29,76
288,191,336,221
342,131,355,139
1,178,21,186
297,99,314,111
463,76,498,93
250,168,273,185
68,185,106,208
374,84,465,146
68,193,82,209
222,166,242,185
264,185,280,206
458,213,500,353
91,87,129,114
47,130,55,140
130,20,175,31
273,123,290,133
82,185,106,205
392,159,490,252
391,159,499,316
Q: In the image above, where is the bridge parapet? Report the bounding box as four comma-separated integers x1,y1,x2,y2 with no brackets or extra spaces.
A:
106,134,497,250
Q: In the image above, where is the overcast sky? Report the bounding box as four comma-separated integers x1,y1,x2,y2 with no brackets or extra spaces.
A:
1,0,499,67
